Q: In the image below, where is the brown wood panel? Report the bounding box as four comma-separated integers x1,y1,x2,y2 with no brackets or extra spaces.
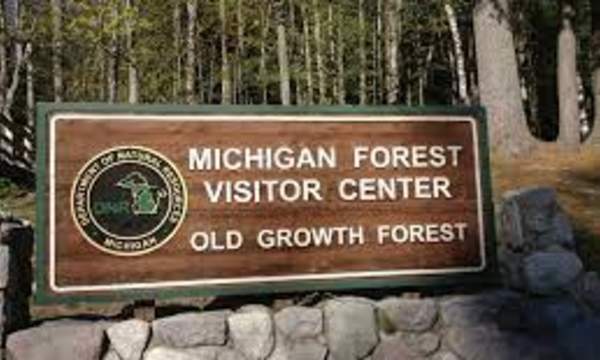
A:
47,115,487,294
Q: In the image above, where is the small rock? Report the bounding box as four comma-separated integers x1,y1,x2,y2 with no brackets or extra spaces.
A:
152,311,228,348
372,334,419,360
229,309,274,360
377,298,437,333
143,346,221,360
107,319,150,360
403,332,440,356
324,298,378,360
558,318,600,360
523,250,583,295
275,307,322,340
6,320,109,360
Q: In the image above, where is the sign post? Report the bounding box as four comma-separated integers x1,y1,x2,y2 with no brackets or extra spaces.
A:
36,104,496,303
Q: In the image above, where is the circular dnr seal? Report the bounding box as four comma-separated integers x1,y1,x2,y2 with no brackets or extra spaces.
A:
71,146,187,256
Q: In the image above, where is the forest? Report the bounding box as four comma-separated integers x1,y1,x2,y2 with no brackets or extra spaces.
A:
0,0,598,172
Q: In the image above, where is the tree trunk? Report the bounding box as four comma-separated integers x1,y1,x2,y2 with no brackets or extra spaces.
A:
384,0,400,104
107,5,119,103
358,0,367,105
185,0,198,104
259,2,271,104
375,0,383,103
336,18,345,104
445,3,469,105
557,2,580,149
26,44,34,128
312,0,326,104
474,0,533,155
236,0,244,104
51,0,64,102
589,0,600,143
302,3,313,105
126,0,139,104
173,1,182,101
275,2,291,105
220,0,232,104
328,2,337,102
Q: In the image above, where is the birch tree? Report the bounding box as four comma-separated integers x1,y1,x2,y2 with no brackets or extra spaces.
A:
51,0,63,102
275,1,290,105
125,0,138,104
312,0,326,104
221,0,232,104
445,2,469,104
185,0,198,104
301,3,313,105
358,0,367,105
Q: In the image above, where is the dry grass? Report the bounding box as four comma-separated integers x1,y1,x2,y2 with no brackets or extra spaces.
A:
492,146,600,272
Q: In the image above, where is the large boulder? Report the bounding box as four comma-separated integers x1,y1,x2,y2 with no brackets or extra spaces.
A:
500,187,575,251
323,297,378,360
523,250,583,295
6,320,110,360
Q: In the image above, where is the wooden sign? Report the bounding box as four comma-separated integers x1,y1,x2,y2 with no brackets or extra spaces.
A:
36,104,496,303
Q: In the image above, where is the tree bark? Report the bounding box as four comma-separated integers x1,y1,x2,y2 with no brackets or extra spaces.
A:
275,2,291,105
312,0,326,104
51,0,64,102
259,2,271,104
474,0,533,155
220,0,232,104
173,1,182,101
301,3,314,105
557,1,580,148
336,17,345,104
126,0,139,104
590,0,600,143
185,0,198,104
328,2,337,102
384,0,399,104
107,5,119,103
236,0,245,104
358,0,367,105
445,3,469,105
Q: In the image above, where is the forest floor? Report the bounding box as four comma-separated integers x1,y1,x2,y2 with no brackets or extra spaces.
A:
1,146,599,319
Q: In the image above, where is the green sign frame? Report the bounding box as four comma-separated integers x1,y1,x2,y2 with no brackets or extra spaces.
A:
35,103,498,304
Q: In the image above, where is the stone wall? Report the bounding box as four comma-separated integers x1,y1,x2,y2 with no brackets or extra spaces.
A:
2,187,600,360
